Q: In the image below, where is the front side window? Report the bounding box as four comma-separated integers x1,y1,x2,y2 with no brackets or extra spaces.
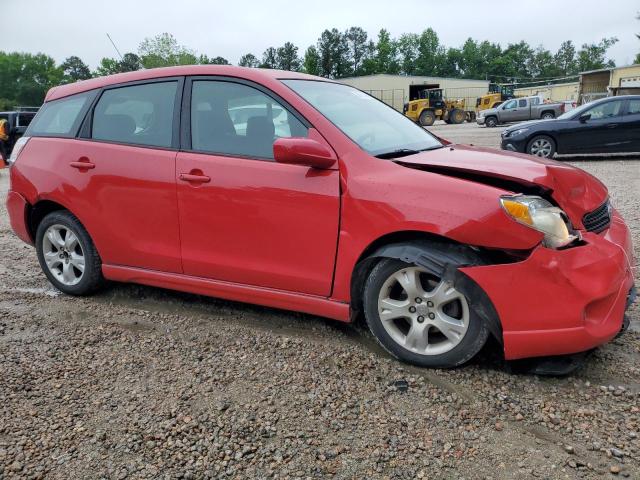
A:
503,100,517,109
27,92,94,137
92,81,177,148
582,100,624,120
283,80,442,156
190,81,307,159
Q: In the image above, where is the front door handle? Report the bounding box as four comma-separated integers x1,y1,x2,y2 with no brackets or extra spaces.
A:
179,172,211,184
70,159,95,170
606,123,618,129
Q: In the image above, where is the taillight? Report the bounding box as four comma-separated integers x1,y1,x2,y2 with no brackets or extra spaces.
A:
560,103,566,113
8,136,30,166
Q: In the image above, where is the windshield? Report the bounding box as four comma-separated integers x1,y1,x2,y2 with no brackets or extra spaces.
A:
282,80,442,156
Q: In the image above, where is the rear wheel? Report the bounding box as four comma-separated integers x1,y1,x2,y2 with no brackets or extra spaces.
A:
485,116,498,128
541,112,555,120
527,135,556,158
36,211,104,295
419,110,436,127
363,257,490,368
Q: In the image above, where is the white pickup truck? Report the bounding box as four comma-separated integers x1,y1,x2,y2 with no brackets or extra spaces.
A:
476,95,566,127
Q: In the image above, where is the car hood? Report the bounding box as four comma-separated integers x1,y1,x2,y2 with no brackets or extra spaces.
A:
395,144,608,225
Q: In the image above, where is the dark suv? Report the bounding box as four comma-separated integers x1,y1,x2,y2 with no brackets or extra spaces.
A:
0,107,39,157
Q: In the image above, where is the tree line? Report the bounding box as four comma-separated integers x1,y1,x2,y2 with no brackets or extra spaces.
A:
0,24,634,110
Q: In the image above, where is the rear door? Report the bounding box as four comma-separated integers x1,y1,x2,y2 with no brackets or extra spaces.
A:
70,79,183,272
175,77,340,296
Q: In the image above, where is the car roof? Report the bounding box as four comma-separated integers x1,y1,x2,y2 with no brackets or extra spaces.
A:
45,65,331,102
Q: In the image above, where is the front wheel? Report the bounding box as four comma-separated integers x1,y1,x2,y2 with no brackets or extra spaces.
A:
485,116,498,128
363,258,490,368
36,211,105,295
419,110,436,127
527,135,556,158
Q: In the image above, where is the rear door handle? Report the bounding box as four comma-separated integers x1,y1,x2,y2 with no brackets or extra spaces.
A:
69,160,95,170
606,123,618,128
179,173,211,183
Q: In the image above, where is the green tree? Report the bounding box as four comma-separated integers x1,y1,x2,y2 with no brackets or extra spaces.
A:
260,47,278,69
415,28,444,76
554,41,577,76
344,26,370,76
317,28,350,78
119,53,142,72
199,55,229,65
238,53,259,67
528,46,560,79
374,29,399,74
635,13,640,63
138,33,197,68
94,53,141,77
60,56,92,83
276,42,301,71
0,52,62,106
576,37,618,72
397,33,419,75
303,46,320,75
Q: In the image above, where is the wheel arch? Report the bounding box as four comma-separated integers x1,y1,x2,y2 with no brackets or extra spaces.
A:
540,109,556,118
348,230,503,343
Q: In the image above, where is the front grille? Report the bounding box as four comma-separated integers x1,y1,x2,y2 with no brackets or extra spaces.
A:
582,200,611,233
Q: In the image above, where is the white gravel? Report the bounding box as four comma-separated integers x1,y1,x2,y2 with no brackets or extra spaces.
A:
1,128,639,479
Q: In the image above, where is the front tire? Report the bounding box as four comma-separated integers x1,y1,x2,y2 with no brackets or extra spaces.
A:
419,110,436,127
485,116,498,128
527,135,556,158
36,211,104,295
363,257,490,368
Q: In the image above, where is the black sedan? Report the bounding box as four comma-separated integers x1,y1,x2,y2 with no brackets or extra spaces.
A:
500,95,640,158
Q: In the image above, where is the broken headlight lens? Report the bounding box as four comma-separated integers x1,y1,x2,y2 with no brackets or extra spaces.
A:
500,195,579,249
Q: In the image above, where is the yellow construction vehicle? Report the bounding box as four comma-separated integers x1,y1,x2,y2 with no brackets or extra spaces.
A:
403,88,467,126
476,83,516,112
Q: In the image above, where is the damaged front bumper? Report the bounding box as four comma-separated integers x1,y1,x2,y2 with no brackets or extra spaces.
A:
461,211,636,360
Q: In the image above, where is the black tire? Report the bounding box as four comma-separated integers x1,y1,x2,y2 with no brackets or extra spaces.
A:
419,110,436,127
449,108,466,124
363,254,491,368
541,112,555,120
466,112,476,123
485,116,498,128
526,134,556,158
36,210,104,295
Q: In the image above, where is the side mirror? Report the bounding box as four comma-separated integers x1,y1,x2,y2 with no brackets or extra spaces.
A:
273,137,336,169
578,113,591,123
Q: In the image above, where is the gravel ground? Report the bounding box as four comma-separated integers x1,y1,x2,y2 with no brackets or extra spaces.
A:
1,125,639,479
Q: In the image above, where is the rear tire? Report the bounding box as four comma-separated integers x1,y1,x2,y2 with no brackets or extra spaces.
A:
36,211,104,295
485,116,498,128
526,135,556,158
419,110,436,127
541,112,555,120
363,255,490,368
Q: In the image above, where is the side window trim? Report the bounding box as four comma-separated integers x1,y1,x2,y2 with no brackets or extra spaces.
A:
79,76,185,151
181,75,311,155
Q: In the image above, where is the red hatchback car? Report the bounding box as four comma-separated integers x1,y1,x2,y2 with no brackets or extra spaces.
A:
6,66,637,368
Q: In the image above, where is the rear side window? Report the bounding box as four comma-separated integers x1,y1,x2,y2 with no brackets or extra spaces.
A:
27,92,94,137
518,99,527,107
92,81,178,148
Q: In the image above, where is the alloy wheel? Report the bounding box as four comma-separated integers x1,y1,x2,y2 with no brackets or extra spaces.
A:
42,224,85,286
529,138,553,157
377,267,469,356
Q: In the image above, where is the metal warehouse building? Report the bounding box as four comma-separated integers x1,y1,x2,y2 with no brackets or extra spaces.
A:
578,64,640,103
339,74,490,111
514,81,579,102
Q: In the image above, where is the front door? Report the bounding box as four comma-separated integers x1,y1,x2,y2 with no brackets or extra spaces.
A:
561,99,626,154
176,78,340,296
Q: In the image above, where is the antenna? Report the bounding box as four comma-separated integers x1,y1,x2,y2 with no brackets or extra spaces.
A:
106,33,124,60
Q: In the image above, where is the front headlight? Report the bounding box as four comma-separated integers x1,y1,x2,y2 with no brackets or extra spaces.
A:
500,195,579,249
507,128,528,138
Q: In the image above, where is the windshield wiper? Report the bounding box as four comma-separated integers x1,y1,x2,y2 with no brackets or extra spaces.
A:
374,148,421,159
374,145,445,159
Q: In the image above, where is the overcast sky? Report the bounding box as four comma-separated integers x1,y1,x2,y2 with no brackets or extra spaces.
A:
3,0,639,71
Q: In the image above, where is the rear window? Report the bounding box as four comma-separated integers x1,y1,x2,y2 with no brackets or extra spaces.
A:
27,92,95,137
